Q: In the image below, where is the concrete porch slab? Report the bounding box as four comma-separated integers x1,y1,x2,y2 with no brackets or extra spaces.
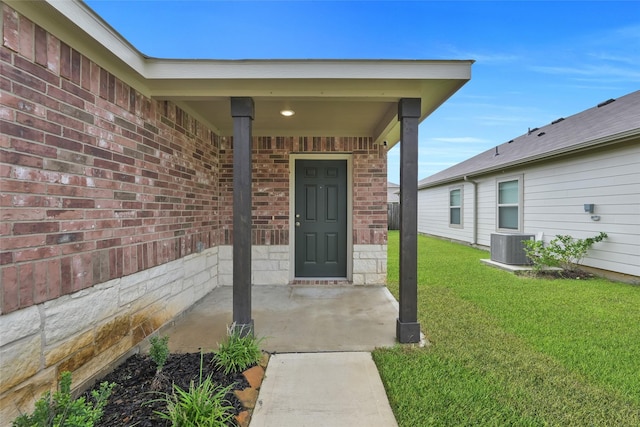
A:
481,258,534,273
481,258,562,274
165,285,400,353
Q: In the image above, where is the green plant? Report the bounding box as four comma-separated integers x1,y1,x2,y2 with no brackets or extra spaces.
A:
524,232,608,274
213,324,263,375
149,335,170,372
523,238,560,273
12,371,114,427
149,352,235,427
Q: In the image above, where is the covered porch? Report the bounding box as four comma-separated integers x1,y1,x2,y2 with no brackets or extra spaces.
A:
151,61,473,343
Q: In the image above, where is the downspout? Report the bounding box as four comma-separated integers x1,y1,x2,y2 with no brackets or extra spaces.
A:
463,176,478,245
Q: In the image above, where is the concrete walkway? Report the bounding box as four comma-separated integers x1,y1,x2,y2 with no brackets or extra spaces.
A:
165,285,401,426
250,352,398,427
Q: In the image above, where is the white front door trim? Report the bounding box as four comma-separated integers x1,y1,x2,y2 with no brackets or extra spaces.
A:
289,153,353,281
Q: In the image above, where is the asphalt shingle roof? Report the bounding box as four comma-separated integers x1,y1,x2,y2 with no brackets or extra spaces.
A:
418,90,640,188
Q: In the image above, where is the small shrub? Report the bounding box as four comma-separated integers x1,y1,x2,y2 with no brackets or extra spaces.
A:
523,238,557,274
149,335,170,372
524,232,608,275
149,353,235,427
213,324,263,375
149,335,171,391
12,371,114,427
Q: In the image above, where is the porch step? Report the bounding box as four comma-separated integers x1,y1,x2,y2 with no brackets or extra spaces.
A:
289,279,353,286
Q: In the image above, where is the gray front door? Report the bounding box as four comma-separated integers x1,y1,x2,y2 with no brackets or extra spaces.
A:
295,160,347,277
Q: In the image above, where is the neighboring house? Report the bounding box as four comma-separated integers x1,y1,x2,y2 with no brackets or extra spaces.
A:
0,0,472,419
417,90,640,281
387,181,401,204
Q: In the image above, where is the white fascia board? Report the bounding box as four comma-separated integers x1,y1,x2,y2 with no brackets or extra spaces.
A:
142,59,473,80
148,79,423,98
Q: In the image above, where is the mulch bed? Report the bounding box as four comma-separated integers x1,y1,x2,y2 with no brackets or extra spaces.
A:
84,352,251,427
524,270,596,280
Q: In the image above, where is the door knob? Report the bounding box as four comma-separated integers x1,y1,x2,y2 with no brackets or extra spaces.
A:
295,222,301,227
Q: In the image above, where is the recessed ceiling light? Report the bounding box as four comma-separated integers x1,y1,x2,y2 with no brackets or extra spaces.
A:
280,109,295,117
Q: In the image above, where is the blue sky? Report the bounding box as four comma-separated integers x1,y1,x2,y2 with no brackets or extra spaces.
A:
85,0,640,183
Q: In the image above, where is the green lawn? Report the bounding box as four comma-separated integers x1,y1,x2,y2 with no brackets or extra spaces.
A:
373,232,640,426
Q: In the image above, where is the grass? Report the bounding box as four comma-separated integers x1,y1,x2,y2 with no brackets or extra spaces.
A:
373,231,640,426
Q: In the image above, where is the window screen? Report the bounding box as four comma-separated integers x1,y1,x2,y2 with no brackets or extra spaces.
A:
450,188,461,226
498,180,519,230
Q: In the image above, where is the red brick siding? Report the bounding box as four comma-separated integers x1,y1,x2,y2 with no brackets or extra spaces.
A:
352,140,388,245
1,5,220,314
219,136,387,246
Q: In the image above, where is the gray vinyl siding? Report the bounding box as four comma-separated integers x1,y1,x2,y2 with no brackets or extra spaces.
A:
417,183,474,243
475,176,496,247
418,142,639,277
521,143,640,277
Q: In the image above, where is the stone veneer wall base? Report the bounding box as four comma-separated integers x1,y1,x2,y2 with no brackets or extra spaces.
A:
218,244,387,286
0,247,219,422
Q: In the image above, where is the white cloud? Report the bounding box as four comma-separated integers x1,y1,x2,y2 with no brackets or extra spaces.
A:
530,23,640,83
419,161,459,168
531,64,640,81
593,23,640,46
449,48,522,65
587,52,639,66
473,115,532,126
430,137,490,143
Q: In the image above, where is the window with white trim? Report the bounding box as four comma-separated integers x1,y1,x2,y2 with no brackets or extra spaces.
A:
497,177,522,231
449,187,462,227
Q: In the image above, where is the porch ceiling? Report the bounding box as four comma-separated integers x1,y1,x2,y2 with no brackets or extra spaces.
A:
149,70,472,146
10,0,473,147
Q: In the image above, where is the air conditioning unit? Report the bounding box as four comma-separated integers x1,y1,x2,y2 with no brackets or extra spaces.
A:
490,233,535,265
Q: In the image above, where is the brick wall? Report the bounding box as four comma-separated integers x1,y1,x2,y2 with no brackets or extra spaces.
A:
219,135,388,247
351,138,388,245
1,4,221,315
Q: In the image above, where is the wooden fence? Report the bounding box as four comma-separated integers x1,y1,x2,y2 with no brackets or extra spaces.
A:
387,203,400,230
